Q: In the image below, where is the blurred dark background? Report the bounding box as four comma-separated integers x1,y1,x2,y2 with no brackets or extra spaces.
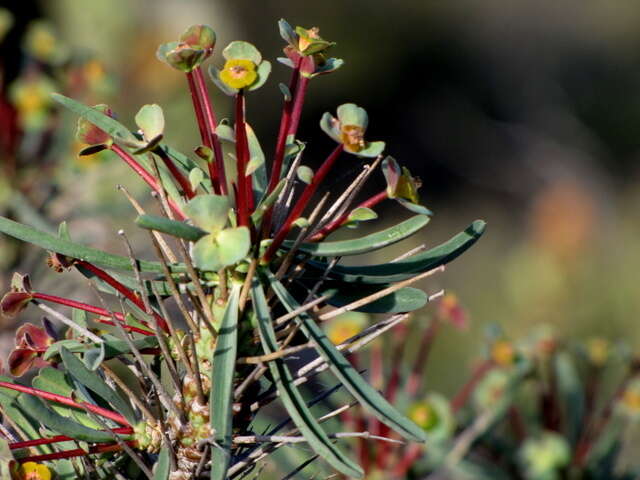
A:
1,0,640,395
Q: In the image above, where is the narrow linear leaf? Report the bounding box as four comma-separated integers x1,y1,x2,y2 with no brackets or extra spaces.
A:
135,214,207,242
0,216,186,273
251,279,364,478
266,271,427,442
44,336,158,361
323,285,429,313
60,347,137,425
0,377,52,454
154,447,170,480
209,286,241,480
18,394,120,443
51,93,138,144
314,220,486,284
293,215,430,257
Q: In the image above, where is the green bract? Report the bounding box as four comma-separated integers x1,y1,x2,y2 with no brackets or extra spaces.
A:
157,24,216,72
184,195,250,271
382,156,432,215
210,41,271,95
320,103,385,157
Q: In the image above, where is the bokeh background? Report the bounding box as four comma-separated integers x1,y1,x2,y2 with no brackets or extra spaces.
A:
1,0,640,417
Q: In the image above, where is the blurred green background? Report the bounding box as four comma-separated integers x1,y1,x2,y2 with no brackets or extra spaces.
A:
1,0,640,399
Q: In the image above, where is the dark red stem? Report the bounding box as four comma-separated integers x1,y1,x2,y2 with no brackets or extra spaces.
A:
266,60,301,197
155,148,195,199
286,73,310,139
77,261,168,332
17,441,135,463
110,144,185,220
185,71,209,149
451,360,494,414
193,67,227,194
262,145,344,263
10,427,132,450
261,60,305,237
310,189,389,241
234,91,250,227
31,292,154,336
405,319,441,397
0,381,129,426
573,369,634,467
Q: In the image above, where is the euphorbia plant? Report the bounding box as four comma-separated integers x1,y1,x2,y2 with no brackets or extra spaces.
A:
0,19,484,479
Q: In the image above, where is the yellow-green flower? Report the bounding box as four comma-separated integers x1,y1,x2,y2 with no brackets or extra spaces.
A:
17,462,51,480
491,339,516,367
586,337,610,367
620,379,640,416
340,125,366,153
325,312,368,345
9,75,56,130
409,402,438,431
219,59,257,90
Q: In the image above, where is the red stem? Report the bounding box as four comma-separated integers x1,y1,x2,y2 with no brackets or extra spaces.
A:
0,381,129,426
310,190,389,241
261,60,304,237
234,91,250,227
266,60,301,197
10,427,132,450
17,441,135,463
451,360,494,414
392,444,423,477
185,71,210,149
156,148,195,199
186,70,218,194
193,66,227,194
262,145,344,264
77,261,168,333
286,74,310,138
573,369,634,467
405,319,441,397
377,323,410,470
110,144,185,220
31,292,154,336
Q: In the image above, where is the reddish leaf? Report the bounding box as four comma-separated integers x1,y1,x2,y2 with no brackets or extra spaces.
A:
15,323,51,349
8,349,38,377
1,292,33,318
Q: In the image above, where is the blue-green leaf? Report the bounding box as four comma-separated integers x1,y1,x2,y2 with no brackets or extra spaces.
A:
324,285,429,313
210,286,240,480
52,93,139,146
154,447,171,480
0,216,186,273
18,394,121,443
314,220,486,284
60,347,137,425
267,271,427,443
251,279,364,478
135,214,207,242
293,215,430,257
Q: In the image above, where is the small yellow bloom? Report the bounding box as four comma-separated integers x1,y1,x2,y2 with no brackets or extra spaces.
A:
84,59,106,86
220,59,257,89
409,402,437,430
622,386,640,413
298,27,321,53
340,125,365,153
586,338,609,367
25,22,57,62
326,312,368,345
18,462,51,480
492,340,516,367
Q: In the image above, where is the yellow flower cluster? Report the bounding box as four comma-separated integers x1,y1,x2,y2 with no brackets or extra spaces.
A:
220,59,257,89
